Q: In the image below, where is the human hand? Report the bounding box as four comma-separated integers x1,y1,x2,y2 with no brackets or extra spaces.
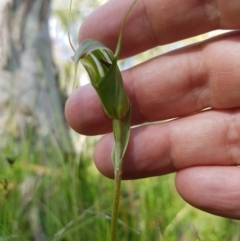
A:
65,0,240,219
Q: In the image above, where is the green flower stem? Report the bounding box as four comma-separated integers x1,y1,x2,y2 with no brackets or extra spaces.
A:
110,118,124,241
110,167,122,241
69,1,137,239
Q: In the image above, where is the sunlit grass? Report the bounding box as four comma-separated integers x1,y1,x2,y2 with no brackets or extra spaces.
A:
0,135,240,241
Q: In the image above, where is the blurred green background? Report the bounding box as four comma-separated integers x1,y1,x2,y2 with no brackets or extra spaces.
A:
0,0,239,240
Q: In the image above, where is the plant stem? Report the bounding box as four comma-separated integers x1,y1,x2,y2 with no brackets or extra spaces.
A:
110,167,122,241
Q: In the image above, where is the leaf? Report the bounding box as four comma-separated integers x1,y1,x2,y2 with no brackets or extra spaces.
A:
111,107,131,168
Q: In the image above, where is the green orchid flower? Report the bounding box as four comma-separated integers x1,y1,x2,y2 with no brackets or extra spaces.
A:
72,39,130,120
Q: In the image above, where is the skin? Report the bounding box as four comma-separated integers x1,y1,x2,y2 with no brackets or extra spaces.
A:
65,0,240,219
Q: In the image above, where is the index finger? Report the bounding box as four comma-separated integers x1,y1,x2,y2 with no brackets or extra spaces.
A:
79,0,240,58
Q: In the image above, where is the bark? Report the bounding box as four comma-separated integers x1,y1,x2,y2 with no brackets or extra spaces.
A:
0,0,72,156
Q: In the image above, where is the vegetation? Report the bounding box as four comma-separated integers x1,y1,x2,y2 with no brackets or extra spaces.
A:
1,136,240,240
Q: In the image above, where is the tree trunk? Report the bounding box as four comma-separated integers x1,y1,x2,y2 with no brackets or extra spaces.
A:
0,0,72,157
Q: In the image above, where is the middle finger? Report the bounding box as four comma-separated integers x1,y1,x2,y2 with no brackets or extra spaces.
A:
128,31,240,124
66,31,240,135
